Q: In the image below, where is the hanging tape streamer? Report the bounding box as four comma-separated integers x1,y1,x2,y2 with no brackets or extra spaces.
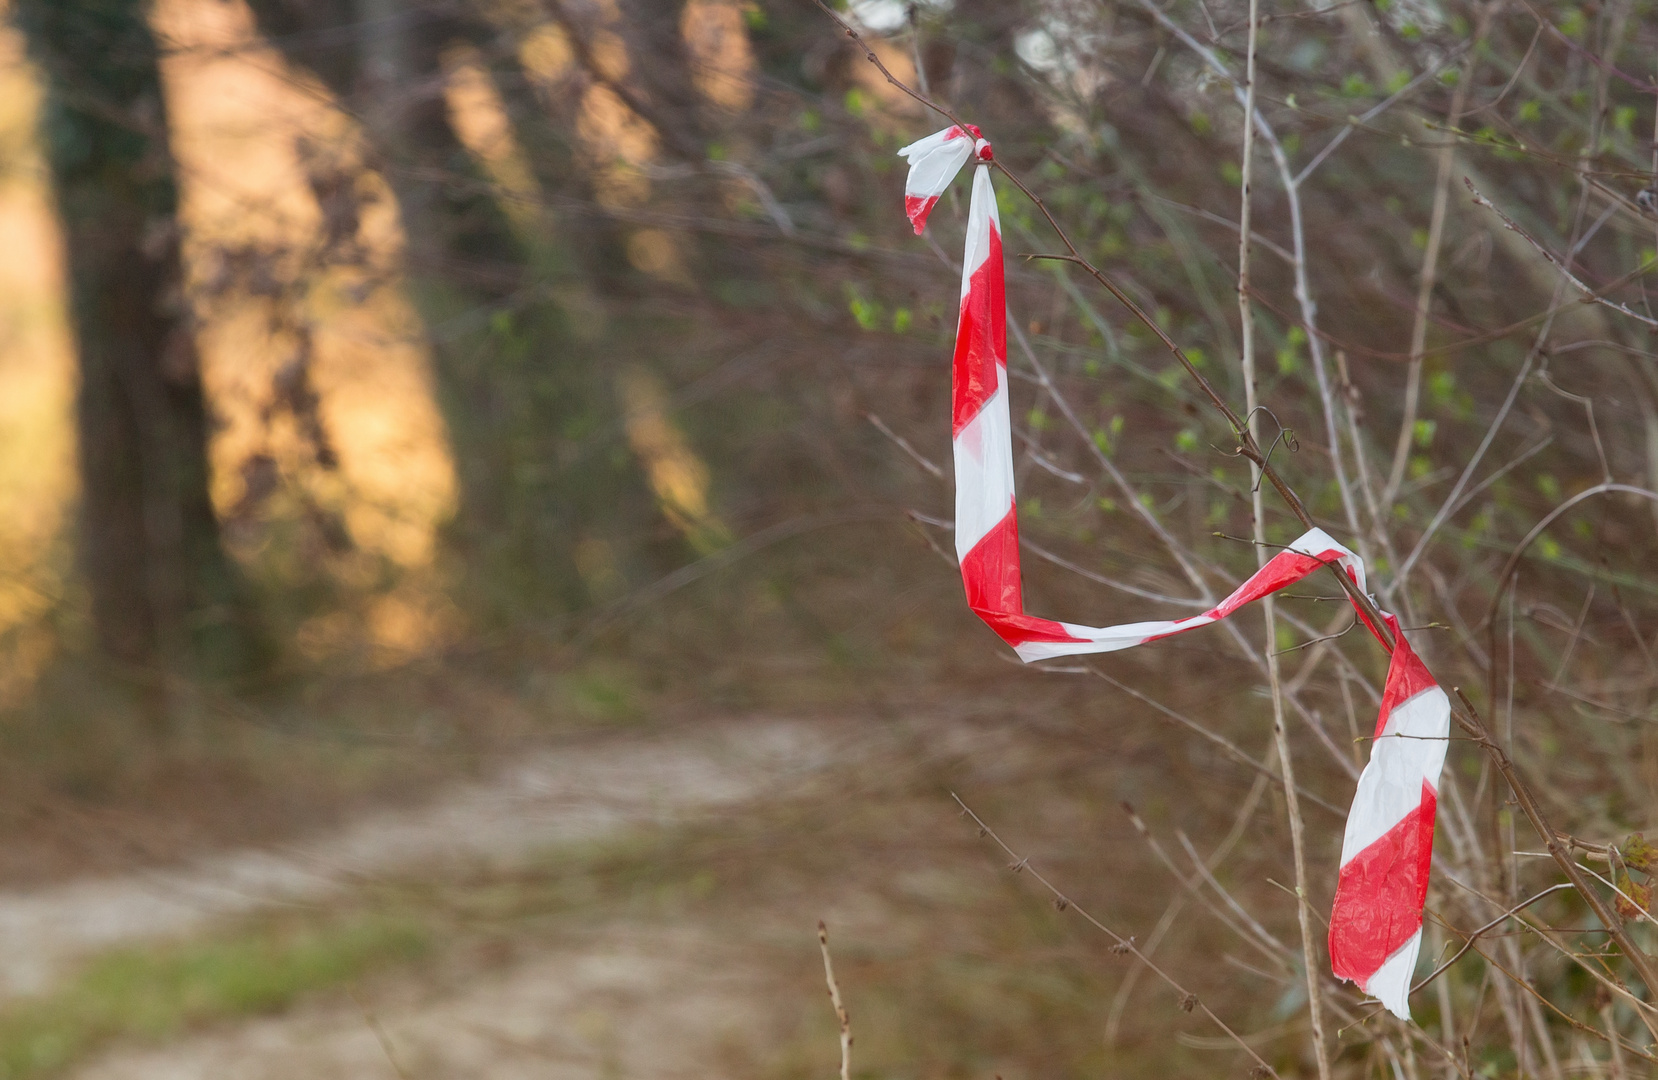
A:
899,124,1449,1020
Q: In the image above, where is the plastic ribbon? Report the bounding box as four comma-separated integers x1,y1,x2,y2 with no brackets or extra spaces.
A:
899,124,1448,1020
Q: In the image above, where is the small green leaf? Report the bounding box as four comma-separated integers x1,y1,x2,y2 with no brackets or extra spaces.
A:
1341,73,1373,97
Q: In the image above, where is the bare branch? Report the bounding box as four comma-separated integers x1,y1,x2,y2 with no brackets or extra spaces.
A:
1466,181,1658,330
953,795,1283,1078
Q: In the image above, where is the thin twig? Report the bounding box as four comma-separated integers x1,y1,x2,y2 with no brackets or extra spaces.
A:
1395,350,1537,590
1382,34,1482,514
1122,803,1296,972
1536,363,1613,484
351,993,412,1080
815,0,1658,1023
1236,0,1327,1064
1466,181,1658,330
952,794,1282,1078
864,411,944,479
1446,689,1658,1045
817,921,852,1080
1022,539,1210,607
1413,885,1575,993
1106,770,1270,1045
1088,664,1345,816
1293,53,1462,186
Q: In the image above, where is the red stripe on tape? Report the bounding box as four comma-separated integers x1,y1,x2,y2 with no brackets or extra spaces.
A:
959,502,1021,616
951,222,1006,437
1328,781,1437,986
906,194,940,235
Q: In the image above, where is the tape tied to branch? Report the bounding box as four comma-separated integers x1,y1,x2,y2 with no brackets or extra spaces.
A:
899,125,1449,1021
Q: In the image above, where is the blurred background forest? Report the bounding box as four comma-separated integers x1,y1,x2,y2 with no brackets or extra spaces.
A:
1,0,1658,1076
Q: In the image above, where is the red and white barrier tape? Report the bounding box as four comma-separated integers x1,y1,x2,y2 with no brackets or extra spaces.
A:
899,125,1448,1020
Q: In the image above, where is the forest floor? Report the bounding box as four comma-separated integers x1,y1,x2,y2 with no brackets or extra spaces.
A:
1,715,871,1078
0,660,1295,1080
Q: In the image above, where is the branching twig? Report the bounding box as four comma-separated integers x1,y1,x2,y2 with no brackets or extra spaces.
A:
828,0,1402,642
952,795,1282,1078
1088,664,1345,816
1123,802,1296,971
1414,885,1575,993
814,0,1658,1033
1466,181,1658,330
1446,689,1658,1045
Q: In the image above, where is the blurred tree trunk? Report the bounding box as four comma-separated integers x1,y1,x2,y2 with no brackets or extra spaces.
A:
244,0,661,622
15,0,260,678
612,0,704,150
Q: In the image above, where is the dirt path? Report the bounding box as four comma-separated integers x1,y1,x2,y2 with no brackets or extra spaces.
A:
0,718,851,1000
71,924,783,1080
33,713,1151,1080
